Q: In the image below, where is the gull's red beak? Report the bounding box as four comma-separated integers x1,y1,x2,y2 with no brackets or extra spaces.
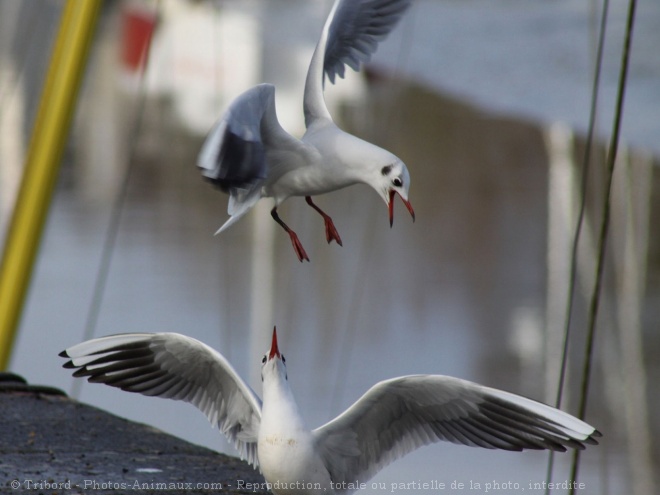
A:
388,190,416,227
269,326,281,360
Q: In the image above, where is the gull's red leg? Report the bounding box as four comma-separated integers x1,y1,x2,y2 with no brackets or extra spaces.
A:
305,196,343,246
271,207,310,262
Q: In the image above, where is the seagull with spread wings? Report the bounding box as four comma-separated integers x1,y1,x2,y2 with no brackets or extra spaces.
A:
61,328,600,495
198,0,416,262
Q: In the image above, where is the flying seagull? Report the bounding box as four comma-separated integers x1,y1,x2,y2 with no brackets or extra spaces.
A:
197,0,416,262
61,328,600,494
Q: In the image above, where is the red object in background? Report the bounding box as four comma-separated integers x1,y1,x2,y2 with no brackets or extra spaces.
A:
120,5,157,73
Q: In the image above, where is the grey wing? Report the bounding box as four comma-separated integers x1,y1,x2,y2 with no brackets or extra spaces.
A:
198,84,275,192
324,0,412,84
198,83,313,233
60,333,263,467
313,375,600,493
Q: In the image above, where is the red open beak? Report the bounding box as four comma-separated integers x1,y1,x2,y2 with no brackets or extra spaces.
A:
388,190,416,227
269,326,281,360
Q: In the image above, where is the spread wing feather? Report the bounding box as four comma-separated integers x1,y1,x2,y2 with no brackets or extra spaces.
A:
324,0,412,84
60,333,263,467
313,375,600,494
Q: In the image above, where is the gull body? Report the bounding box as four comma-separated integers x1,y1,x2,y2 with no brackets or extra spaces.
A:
257,342,332,493
61,329,601,495
197,0,415,261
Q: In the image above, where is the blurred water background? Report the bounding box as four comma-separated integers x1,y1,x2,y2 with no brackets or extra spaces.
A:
1,1,659,493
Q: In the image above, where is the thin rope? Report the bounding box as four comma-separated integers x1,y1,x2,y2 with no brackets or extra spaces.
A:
70,3,160,399
569,0,637,491
543,0,609,491
329,3,417,414
0,7,48,110
210,0,232,360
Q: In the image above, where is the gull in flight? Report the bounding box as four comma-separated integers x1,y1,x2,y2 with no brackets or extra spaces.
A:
61,328,600,494
197,0,416,262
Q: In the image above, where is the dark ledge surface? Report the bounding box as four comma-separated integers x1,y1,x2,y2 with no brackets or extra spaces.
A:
0,375,269,494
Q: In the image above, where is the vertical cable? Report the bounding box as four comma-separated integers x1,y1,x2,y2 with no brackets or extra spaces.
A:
569,0,637,491
543,0,609,490
329,1,417,414
0,7,47,108
71,1,160,398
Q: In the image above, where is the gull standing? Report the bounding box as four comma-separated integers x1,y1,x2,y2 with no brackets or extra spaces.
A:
61,328,600,494
197,0,416,262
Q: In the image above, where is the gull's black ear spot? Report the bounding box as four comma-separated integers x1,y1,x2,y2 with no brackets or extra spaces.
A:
381,165,393,176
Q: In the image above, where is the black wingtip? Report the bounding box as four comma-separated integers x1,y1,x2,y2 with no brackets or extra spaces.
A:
584,429,602,445
58,350,69,358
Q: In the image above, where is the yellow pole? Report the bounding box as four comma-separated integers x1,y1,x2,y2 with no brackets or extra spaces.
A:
0,0,102,370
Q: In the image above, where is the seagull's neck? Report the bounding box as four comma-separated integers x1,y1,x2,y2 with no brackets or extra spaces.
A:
258,366,333,492
261,371,307,434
